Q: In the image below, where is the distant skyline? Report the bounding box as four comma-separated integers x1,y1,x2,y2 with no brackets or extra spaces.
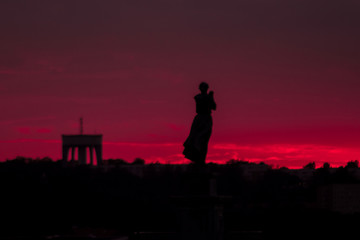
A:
1,0,360,168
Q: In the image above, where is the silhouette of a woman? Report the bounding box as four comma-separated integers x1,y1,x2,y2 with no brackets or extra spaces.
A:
183,82,216,164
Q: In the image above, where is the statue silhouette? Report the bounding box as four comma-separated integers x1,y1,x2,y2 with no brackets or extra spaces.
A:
183,82,216,164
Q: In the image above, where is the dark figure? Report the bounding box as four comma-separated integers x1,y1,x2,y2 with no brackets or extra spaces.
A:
183,82,216,164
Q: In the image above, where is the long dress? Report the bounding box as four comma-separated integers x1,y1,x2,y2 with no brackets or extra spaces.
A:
183,93,216,164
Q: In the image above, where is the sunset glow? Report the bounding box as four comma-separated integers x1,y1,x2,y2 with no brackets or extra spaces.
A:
1,1,360,168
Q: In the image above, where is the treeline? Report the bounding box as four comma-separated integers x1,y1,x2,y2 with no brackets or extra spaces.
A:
5,156,360,169
4,156,146,165
1,157,360,239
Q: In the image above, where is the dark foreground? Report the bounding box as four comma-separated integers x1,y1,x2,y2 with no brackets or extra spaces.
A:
1,159,360,240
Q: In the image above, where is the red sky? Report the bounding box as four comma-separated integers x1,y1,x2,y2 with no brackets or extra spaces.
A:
1,0,360,168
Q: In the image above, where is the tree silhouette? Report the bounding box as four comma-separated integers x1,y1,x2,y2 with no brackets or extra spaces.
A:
303,162,316,169
226,159,247,165
105,158,128,166
345,160,359,168
322,162,331,169
132,158,145,165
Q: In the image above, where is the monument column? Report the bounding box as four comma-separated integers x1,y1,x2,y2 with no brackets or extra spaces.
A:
62,146,69,162
89,146,94,165
95,145,102,166
71,147,75,161
78,146,87,165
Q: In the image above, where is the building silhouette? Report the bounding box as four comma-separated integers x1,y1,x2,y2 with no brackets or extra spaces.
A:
62,118,103,165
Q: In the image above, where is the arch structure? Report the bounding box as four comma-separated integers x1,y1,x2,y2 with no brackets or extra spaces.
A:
62,134,102,166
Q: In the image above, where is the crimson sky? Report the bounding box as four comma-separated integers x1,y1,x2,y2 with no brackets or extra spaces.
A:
1,0,360,168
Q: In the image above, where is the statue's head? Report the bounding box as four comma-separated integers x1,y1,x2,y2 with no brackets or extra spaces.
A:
199,82,209,93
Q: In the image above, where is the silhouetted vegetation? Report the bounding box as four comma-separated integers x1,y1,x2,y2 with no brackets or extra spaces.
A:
104,158,128,166
1,157,360,239
132,158,145,165
303,161,316,169
346,160,359,168
322,162,331,169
